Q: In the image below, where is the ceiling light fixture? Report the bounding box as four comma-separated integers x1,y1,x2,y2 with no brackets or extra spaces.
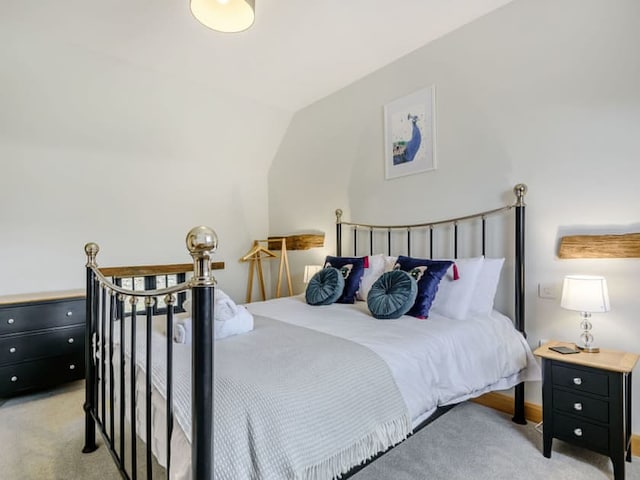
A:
190,0,255,33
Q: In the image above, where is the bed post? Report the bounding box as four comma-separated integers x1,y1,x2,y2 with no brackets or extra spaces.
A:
83,243,99,453
336,209,343,256
186,226,218,480
512,183,527,425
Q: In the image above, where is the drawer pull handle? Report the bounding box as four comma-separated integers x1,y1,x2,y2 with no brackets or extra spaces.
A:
68,338,74,344
10,376,18,382
573,377,582,385
66,311,73,317
573,403,583,411
69,364,76,370
7,318,15,325
9,347,16,353
573,428,583,437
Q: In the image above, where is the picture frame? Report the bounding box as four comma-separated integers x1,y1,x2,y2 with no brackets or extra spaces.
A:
384,86,436,180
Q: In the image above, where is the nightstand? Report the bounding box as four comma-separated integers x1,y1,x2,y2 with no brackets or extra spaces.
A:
0,290,86,397
534,341,639,480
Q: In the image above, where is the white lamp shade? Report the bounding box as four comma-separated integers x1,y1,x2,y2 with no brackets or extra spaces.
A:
190,0,255,33
303,265,323,284
560,275,610,313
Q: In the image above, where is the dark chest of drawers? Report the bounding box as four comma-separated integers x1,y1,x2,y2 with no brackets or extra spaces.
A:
0,291,86,397
535,341,638,480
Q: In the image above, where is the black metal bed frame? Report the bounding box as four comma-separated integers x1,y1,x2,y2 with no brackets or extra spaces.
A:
82,184,528,480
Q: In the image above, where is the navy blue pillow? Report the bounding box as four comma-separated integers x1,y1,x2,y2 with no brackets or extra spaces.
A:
393,256,453,318
367,270,418,320
305,267,345,306
324,256,366,304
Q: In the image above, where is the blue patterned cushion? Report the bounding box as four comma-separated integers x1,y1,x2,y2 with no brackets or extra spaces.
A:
324,255,366,304
393,256,453,318
305,267,345,306
367,270,418,320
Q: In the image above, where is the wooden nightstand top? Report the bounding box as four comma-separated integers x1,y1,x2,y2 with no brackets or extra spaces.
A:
534,340,640,373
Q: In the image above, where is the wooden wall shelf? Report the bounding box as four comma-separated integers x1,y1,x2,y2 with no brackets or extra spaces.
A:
558,233,640,259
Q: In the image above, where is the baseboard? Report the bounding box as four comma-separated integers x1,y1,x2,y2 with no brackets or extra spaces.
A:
472,392,639,456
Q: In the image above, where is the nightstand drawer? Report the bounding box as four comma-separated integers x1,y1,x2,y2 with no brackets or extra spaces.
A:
554,413,609,452
0,354,84,396
553,389,609,423
0,299,85,335
552,364,608,396
0,325,85,366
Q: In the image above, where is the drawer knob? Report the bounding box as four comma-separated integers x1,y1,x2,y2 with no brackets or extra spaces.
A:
9,347,16,353
573,377,583,385
68,338,74,344
69,364,76,370
573,403,583,411
66,311,73,317
573,428,583,437
7,318,15,325
10,376,18,382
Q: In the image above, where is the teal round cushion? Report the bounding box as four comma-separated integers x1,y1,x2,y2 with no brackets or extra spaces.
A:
305,267,345,306
367,270,418,320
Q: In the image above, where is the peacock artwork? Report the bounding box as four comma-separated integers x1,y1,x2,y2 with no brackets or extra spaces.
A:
384,86,436,179
392,113,422,165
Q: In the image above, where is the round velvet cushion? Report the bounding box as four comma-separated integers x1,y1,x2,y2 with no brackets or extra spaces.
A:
367,270,418,320
305,267,345,306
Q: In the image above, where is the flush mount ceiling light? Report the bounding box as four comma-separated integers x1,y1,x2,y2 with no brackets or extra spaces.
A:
190,0,255,33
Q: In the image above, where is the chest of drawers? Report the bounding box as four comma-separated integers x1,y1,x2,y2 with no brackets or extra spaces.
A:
0,290,86,397
535,341,639,480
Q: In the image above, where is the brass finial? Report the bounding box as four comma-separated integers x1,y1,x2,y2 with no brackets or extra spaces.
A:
335,209,343,223
514,183,528,207
186,226,218,255
84,242,99,267
186,226,218,286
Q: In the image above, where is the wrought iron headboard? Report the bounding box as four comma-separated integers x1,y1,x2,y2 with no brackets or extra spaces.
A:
335,183,528,424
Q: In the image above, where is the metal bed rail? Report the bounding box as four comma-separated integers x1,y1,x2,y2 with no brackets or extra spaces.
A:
82,226,219,480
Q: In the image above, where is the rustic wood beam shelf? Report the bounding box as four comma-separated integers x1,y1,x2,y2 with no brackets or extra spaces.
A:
558,232,640,259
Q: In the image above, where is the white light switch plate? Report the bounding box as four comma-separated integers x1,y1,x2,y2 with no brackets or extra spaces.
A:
538,282,557,299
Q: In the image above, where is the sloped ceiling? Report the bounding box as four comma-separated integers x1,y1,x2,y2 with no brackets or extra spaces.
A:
2,0,514,112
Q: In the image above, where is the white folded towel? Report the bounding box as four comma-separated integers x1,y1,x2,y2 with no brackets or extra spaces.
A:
173,289,253,344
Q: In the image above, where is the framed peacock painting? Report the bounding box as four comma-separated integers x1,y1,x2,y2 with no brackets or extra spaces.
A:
383,86,436,180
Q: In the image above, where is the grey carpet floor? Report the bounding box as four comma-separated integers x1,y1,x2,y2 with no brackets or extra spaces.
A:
0,380,638,479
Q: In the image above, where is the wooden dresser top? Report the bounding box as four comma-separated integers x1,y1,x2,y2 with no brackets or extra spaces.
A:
0,289,85,306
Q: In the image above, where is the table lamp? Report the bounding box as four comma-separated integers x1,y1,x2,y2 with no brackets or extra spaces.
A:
303,265,323,284
560,275,610,353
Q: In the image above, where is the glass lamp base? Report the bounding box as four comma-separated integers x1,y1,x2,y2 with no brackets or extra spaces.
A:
577,344,600,353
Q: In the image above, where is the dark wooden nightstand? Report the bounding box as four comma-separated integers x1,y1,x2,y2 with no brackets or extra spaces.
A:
0,290,86,397
534,341,639,480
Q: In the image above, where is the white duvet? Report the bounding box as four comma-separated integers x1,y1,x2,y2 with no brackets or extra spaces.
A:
246,296,540,426
109,295,540,479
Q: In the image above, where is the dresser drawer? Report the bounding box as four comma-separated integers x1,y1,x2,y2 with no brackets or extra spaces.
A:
0,354,84,397
0,298,85,335
552,364,608,396
553,389,609,423
0,325,85,366
553,412,609,453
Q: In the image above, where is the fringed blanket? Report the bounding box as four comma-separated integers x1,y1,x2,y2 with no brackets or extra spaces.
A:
173,316,411,480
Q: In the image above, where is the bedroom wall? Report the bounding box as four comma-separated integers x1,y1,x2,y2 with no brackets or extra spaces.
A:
0,24,291,302
269,0,640,430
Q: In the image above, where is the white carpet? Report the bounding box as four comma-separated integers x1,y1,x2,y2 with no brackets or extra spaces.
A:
1,381,638,479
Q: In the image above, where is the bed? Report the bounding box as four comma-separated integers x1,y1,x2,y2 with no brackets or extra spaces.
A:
82,183,539,480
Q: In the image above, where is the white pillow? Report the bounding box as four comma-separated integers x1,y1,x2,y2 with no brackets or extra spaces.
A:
431,257,484,320
468,257,505,316
357,254,387,301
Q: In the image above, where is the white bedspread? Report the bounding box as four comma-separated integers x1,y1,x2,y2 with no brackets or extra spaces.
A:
109,296,540,479
246,296,540,425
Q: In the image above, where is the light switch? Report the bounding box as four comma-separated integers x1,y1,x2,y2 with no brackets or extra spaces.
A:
538,282,557,299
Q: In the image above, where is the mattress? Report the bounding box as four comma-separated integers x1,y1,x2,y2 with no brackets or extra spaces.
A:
106,296,540,479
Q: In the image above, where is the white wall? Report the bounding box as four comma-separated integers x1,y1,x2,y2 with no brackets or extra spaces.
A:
0,23,291,302
269,0,640,430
